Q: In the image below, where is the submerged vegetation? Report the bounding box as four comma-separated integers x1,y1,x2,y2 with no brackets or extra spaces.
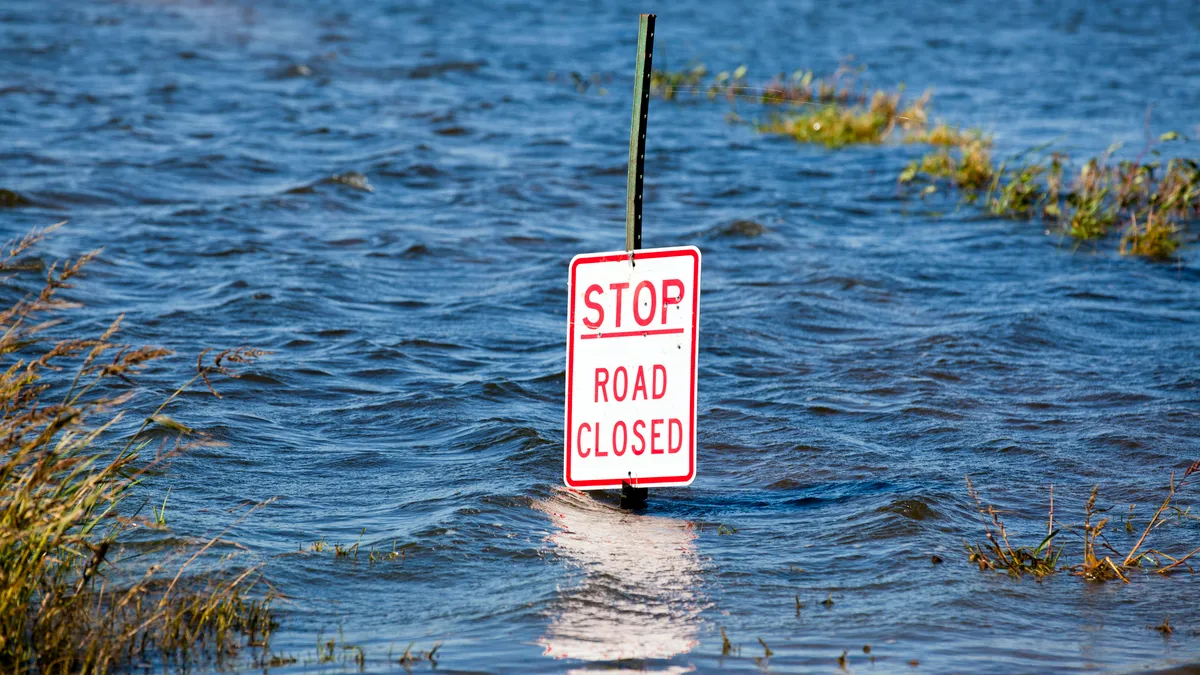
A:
965,462,1200,582
0,224,274,672
632,63,1200,260
902,135,1198,259
755,90,929,149
649,63,930,148
651,64,860,107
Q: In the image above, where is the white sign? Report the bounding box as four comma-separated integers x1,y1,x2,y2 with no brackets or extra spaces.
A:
564,246,701,489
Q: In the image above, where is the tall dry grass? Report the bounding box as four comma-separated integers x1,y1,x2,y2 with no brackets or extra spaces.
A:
0,223,274,672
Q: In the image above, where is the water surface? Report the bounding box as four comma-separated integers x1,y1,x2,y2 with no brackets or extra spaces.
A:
3,0,1200,672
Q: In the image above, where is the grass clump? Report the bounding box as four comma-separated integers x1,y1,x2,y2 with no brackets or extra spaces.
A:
964,461,1200,582
908,122,988,148
757,90,930,149
0,224,274,672
964,477,1060,580
1121,209,1179,260
901,138,997,194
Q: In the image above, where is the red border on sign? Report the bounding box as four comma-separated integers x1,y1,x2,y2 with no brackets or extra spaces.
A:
564,246,700,489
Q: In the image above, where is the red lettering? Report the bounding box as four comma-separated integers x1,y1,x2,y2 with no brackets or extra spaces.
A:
582,285,604,329
650,418,664,454
612,421,627,456
661,279,684,324
612,366,628,401
594,421,607,457
633,281,656,326
668,418,682,453
576,422,591,457
632,365,648,401
632,420,646,455
594,367,609,402
652,364,667,399
609,282,629,327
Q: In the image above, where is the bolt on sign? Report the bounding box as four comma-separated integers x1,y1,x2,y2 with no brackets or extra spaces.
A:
564,245,701,489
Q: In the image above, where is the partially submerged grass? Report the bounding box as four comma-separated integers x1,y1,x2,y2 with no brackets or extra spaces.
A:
334,529,366,559
313,628,367,669
648,63,936,148
965,461,1200,582
756,91,930,149
908,122,988,148
397,641,441,670
152,486,171,527
651,64,861,106
641,62,1195,259
305,532,409,564
1121,208,1180,260
964,477,1060,580
901,139,997,194
902,132,1199,258
0,224,274,672
719,627,738,656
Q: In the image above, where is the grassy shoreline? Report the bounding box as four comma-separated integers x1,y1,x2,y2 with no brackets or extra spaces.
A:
0,224,275,672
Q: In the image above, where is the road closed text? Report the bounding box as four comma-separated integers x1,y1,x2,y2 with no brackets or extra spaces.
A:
576,364,682,457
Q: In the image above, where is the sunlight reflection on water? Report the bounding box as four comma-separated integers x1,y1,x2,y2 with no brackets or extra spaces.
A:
536,488,701,668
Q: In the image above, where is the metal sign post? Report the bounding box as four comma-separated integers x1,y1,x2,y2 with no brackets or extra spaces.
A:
625,14,654,253
621,14,655,509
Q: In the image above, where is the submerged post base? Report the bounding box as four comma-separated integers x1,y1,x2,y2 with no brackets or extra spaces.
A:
620,481,648,509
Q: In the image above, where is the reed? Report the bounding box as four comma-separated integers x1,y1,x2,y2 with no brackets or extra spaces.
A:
719,627,738,656
0,224,274,672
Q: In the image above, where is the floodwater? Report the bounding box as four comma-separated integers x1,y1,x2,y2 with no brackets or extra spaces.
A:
3,0,1200,672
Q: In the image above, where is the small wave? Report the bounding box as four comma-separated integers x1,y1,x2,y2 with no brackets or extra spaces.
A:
879,497,941,521
705,219,767,238
408,60,486,79
284,172,374,195
328,172,373,192
400,243,433,258
396,338,464,350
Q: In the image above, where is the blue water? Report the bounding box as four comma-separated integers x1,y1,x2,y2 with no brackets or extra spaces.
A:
3,0,1200,672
